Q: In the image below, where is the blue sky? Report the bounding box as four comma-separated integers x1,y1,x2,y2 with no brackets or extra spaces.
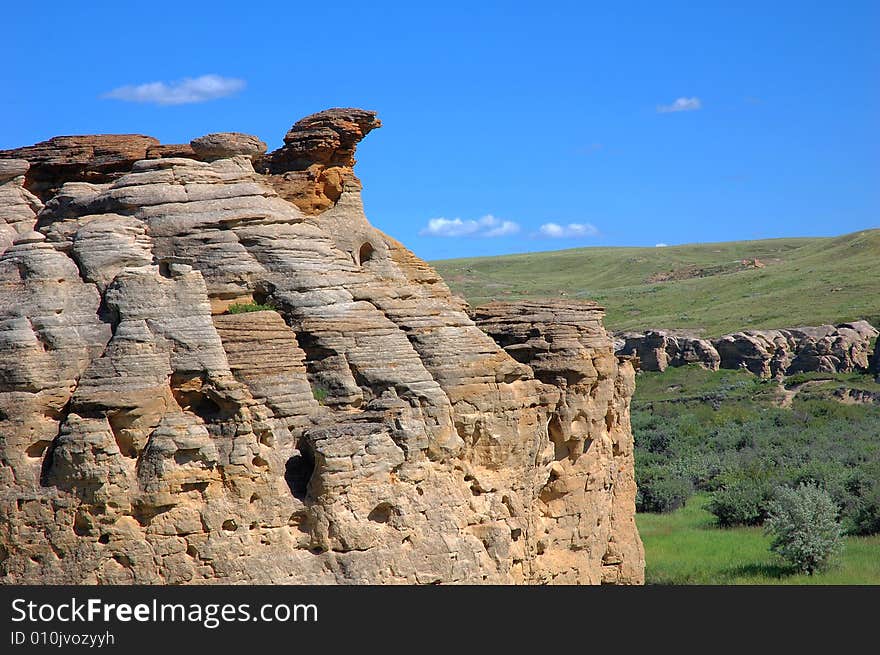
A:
3,1,877,260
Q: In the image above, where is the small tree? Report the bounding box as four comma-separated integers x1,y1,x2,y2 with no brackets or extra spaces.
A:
764,484,843,575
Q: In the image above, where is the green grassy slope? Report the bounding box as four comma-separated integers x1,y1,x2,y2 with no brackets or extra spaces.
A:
432,229,880,336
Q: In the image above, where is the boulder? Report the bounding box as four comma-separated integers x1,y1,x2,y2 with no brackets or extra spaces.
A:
190,132,267,161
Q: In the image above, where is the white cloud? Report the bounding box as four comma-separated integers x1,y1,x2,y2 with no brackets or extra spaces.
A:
419,214,520,238
537,222,599,239
657,97,702,113
655,243,669,248
102,74,246,105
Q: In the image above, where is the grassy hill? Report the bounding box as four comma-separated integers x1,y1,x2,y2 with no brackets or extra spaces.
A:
432,229,880,336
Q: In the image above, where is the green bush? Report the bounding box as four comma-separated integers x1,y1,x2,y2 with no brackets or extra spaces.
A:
311,385,329,404
227,302,275,314
707,475,776,527
637,475,693,513
840,464,880,536
765,484,843,575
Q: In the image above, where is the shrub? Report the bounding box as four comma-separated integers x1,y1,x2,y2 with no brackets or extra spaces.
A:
637,473,693,513
707,474,775,526
764,483,843,575
227,302,275,314
840,465,880,536
311,385,329,404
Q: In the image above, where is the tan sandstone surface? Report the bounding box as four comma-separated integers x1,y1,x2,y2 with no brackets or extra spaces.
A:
0,109,644,584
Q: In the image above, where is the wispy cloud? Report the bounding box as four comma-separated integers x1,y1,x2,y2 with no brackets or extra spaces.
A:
657,97,702,113
419,215,520,238
536,222,599,239
102,74,246,105
655,243,669,248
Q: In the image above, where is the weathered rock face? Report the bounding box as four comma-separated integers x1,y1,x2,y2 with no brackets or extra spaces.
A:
257,108,383,215
617,321,878,378
0,110,643,585
617,330,720,373
0,135,160,202
473,301,644,584
0,160,43,252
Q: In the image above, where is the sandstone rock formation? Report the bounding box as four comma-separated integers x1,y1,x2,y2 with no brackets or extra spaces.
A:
0,160,43,252
0,109,643,585
617,330,720,372
0,135,160,201
256,108,382,214
473,301,643,583
190,133,267,161
617,321,878,378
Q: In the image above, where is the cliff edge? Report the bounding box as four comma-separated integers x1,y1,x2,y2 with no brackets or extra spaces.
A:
0,110,644,584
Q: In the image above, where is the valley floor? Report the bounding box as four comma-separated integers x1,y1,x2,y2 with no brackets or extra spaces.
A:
637,494,880,584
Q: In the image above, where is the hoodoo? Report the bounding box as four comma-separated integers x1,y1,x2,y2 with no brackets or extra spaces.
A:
0,110,643,584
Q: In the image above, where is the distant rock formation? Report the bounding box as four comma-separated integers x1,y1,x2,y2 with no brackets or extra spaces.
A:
617,331,720,372
0,109,643,585
617,321,878,378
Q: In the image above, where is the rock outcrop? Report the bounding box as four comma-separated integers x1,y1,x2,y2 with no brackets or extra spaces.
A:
617,321,878,378
0,109,643,585
256,108,382,214
473,301,643,583
0,160,43,252
0,135,160,201
617,330,720,372
190,133,267,161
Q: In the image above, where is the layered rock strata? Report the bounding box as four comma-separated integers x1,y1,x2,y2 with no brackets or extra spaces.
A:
618,321,878,378
256,108,382,214
0,109,643,585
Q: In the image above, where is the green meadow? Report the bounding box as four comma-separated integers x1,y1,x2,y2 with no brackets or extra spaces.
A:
638,494,880,585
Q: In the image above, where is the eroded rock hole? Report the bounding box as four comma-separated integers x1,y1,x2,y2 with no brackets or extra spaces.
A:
73,511,92,537
548,415,572,460
285,447,315,501
173,449,203,466
25,440,51,458
358,242,375,265
132,503,172,527
107,411,139,458
368,502,396,524
171,373,236,422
